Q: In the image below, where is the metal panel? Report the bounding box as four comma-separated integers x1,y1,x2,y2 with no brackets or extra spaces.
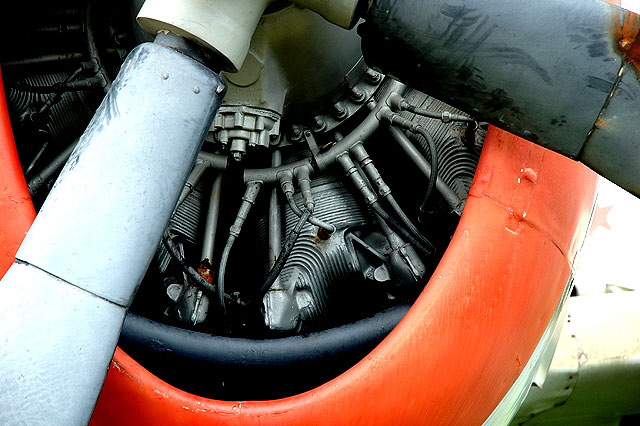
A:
512,292,640,425
360,0,640,196
15,41,224,307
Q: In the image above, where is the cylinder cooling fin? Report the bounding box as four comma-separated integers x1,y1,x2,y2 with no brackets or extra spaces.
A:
0,0,603,425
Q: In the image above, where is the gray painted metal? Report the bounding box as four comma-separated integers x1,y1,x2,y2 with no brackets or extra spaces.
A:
265,173,370,330
201,173,223,262
387,125,464,214
263,150,299,331
15,41,224,307
361,0,640,196
0,40,224,425
512,292,640,425
0,263,125,426
242,79,405,184
481,275,574,426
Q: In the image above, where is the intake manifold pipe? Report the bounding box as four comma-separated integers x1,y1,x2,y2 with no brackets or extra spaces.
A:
0,34,225,426
359,0,640,197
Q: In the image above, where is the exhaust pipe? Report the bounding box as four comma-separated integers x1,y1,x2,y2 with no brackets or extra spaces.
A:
0,35,225,426
360,0,640,196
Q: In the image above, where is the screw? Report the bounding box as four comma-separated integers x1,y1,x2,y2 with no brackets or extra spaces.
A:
215,85,225,94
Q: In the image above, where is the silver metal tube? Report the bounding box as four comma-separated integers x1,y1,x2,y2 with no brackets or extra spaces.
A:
350,142,391,196
0,40,225,426
269,151,283,268
263,150,304,330
177,159,209,208
276,168,336,234
336,152,378,206
198,150,228,170
387,125,463,215
294,166,314,210
201,173,223,262
316,79,405,170
242,79,405,184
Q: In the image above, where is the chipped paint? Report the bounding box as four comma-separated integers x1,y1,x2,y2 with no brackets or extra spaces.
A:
613,10,640,72
111,360,141,385
595,117,609,128
153,389,169,399
197,259,214,283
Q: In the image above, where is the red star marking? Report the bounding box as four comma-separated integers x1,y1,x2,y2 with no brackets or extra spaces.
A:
589,204,613,235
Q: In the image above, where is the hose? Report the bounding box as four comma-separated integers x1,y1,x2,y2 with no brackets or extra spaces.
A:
242,79,407,184
278,168,335,233
378,108,439,215
385,193,431,247
284,192,336,233
336,152,434,256
387,92,477,124
27,139,79,194
217,239,234,313
162,232,217,297
414,125,439,213
119,303,410,398
407,105,476,124
251,207,312,305
370,200,434,256
386,125,463,215
349,142,431,247
217,181,262,313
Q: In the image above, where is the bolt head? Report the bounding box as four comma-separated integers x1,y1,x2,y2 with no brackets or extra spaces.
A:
350,86,366,103
312,117,326,132
365,68,382,84
332,103,348,119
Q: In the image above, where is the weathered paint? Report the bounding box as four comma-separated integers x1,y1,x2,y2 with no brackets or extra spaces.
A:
88,129,597,426
0,29,598,426
360,0,640,196
613,11,640,72
0,68,36,276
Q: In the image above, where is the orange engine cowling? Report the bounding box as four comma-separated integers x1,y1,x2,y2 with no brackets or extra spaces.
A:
90,128,596,425
0,65,598,425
